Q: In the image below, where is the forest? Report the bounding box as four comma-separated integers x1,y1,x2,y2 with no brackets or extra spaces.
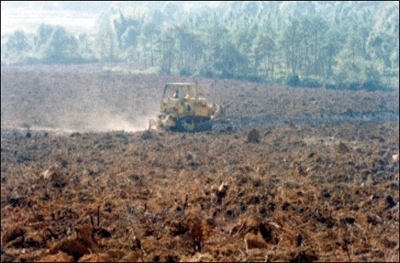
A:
1,1,399,90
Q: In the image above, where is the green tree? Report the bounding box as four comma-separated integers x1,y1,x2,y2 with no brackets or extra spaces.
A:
214,41,248,78
280,19,301,75
251,21,276,79
320,28,341,80
2,30,32,61
197,21,229,77
96,13,118,62
366,2,399,87
137,22,160,67
173,25,205,74
34,24,54,51
77,33,97,62
43,26,78,63
159,28,176,74
307,17,328,77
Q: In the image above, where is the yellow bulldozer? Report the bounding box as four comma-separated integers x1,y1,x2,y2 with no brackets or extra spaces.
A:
149,83,225,132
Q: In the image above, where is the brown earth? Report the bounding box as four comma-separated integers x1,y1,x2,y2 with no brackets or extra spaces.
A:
1,65,399,262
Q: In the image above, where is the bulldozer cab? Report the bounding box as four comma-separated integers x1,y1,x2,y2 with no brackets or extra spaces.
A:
161,83,206,101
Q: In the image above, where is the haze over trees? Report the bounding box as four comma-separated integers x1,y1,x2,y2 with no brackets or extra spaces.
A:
1,1,399,90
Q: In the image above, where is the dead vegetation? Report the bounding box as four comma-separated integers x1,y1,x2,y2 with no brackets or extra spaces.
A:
1,120,398,262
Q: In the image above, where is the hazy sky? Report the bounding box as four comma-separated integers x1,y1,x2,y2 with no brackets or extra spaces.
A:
0,1,219,36
1,1,115,35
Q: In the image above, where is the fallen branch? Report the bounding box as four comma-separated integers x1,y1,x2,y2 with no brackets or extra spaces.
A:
183,194,188,213
97,206,100,227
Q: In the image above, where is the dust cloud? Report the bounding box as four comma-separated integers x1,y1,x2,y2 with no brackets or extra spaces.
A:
1,70,162,134
69,112,158,133
38,105,160,133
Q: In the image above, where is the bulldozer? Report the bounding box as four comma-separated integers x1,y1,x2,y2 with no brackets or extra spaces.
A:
149,83,225,132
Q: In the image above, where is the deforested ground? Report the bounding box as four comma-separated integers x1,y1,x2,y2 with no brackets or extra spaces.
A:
1,65,399,262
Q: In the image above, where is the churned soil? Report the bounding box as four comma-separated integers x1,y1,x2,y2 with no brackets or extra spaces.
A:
1,65,399,262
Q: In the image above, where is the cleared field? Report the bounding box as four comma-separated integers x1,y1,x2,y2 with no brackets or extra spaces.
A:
1,65,399,262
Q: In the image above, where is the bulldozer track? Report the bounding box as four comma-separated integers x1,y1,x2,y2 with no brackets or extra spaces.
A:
171,116,212,132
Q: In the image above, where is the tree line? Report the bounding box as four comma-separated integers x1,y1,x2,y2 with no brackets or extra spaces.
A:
1,1,398,90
